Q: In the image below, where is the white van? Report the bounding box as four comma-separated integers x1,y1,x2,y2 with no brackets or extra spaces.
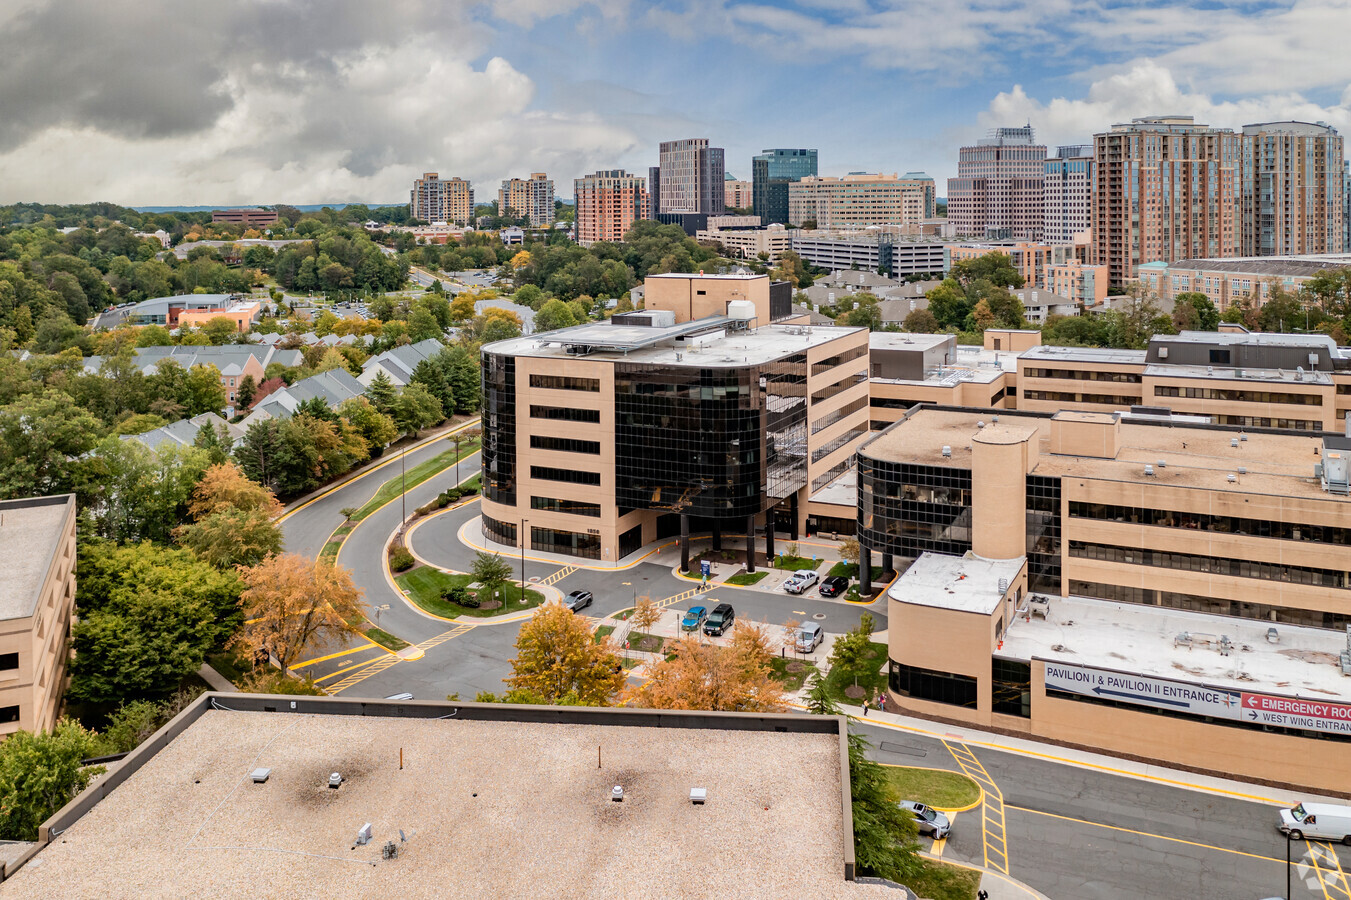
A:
1278,802,1351,843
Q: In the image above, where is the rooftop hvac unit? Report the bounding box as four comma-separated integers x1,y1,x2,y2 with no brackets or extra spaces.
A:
1144,465,1155,476
977,421,986,429
356,823,373,846
1227,474,1237,483
250,768,271,784
941,446,952,458
726,300,756,323
611,785,624,802
1237,467,1247,475
1156,460,1166,468
1231,438,1239,448
690,788,707,805
1158,346,1169,359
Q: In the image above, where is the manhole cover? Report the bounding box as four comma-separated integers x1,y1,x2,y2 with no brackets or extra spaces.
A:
528,576,542,583
812,613,826,620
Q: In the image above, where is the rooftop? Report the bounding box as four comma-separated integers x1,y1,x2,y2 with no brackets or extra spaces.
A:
485,319,862,368
861,406,1349,502
1000,593,1351,702
1157,256,1351,278
0,495,73,621
1020,344,1149,365
888,552,1023,615
1141,363,1334,385
809,465,858,510
1,700,885,900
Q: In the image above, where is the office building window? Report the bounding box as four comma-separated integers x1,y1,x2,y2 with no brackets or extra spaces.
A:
529,374,600,392
482,353,517,505
531,526,601,560
889,661,978,709
991,659,1031,718
530,496,601,517
0,706,18,724
482,515,518,548
529,405,601,423
0,653,15,672
530,466,601,486
530,435,601,455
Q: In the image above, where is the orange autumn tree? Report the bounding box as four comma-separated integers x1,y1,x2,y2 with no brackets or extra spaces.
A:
235,554,366,669
506,604,626,706
175,463,284,568
628,622,786,712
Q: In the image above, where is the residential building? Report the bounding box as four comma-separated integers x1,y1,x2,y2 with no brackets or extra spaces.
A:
724,173,753,210
790,233,949,279
241,368,366,427
1136,254,1351,311
787,173,935,229
706,214,760,229
1092,116,1241,286
175,301,263,333
123,412,245,451
694,223,793,260
950,240,1079,289
654,138,725,215
948,126,1047,240
859,405,1351,794
498,173,554,227
211,208,278,226
479,273,868,566
3,693,866,893
81,344,304,412
752,148,818,225
0,494,76,737
573,169,650,247
1044,259,1108,305
410,172,475,225
1043,145,1093,243
358,338,446,387
1240,122,1345,257
1011,288,1080,324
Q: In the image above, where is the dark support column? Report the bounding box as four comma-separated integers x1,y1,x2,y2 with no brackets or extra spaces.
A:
746,514,757,574
680,514,690,572
712,520,722,552
860,546,872,595
790,492,800,540
882,553,893,579
765,517,775,565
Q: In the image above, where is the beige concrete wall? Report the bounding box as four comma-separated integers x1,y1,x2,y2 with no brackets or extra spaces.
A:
971,426,1033,560
643,275,772,325
1048,412,1119,459
1143,374,1336,430
983,330,1041,352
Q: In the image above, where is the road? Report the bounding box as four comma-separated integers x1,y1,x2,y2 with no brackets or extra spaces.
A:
277,440,1351,900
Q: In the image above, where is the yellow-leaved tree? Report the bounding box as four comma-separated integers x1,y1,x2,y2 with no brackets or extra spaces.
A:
506,604,626,706
235,554,366,670
174,462,284,568
628,622,786,712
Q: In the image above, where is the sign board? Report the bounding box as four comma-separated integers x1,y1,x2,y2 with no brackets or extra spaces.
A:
701,560,711,578
1042,661,1242,720
1041,659,1351,737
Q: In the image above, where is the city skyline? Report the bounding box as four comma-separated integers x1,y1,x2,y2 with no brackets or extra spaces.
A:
3,1,1351,206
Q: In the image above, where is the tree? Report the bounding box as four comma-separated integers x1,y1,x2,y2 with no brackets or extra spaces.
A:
629,623,786,712
846,731,922,882
839,537,860,566
1259,282,1306,333
201,317,239,345
406,305,443,342
804,670,840,716
630,596,660,633
471,550,514,603
183,364,226,415
389,382,444,435
535,298,579,333
925,278,971,330
0,720,105,840
338,396,398,452
175,463,284,567
193,420,234,465
951,251,1023,288
70,540,241,703
0,389,104,500
902,308,940,333
826,613,877,689
505,604,625,705
76,439,210,544
364,369,397,413
1171,292,1219,332
235,554,366,669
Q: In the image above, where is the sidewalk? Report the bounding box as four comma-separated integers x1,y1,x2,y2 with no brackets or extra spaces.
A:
834,700,1322,807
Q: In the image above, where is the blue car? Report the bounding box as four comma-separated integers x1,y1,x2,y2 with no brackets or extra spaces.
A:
681,606,708,631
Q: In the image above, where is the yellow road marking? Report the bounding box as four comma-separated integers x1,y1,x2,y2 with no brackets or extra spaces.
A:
1307,840,1351,900
311,651,391,684
931,810,956,858
289,643,375,669
324,624,476,694
539,565,577,587
944,740,1009,874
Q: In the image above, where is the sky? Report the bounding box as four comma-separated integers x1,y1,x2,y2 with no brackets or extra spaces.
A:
2,0,1351,207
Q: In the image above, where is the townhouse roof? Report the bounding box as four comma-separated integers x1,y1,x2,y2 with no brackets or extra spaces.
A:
243,369,365,426
361,339,445,383
121,412,245,452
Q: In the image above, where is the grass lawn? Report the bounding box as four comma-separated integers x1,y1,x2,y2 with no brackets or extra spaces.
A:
770,656,818,692
824,640,889,703
364,626,410,652
395,567,544,618
725,571,767,586
772,555,821,571
903,860,982,900
624,631,664,653
593,625,616,643
827,561,885,581
320,539,344,560
611,608,634,621
351,438,480,522
882,766,981,810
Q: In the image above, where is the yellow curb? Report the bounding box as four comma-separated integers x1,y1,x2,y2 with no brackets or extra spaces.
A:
289,643,376,669
917,853,1045,899
457,514,678,570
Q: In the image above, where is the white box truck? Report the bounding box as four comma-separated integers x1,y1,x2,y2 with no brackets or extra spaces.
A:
1278,802,1351,843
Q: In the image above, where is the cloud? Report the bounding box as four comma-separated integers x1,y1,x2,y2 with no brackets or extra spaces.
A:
977,62,1351,153
0,0,656,205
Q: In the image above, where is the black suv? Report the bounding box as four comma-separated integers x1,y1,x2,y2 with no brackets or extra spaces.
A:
818,575,849,597
703,603,736,636
562,590,593,612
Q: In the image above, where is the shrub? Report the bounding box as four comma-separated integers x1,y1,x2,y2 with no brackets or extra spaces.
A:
389,548,415,571
443,586,478,608
460,485,478,496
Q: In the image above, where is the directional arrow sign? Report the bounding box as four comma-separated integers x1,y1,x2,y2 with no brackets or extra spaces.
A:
1043,661,1243,720
1092,686,1193,709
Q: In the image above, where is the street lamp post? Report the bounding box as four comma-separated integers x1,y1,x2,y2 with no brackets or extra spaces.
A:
399,447,407,532
519,518,528,602
1286,831,1292,900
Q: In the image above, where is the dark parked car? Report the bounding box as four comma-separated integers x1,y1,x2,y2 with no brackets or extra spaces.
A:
703,603,736,636
562,590,593,612
818,575,849,597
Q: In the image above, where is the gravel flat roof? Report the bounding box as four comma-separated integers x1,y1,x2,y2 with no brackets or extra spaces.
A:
0,496,72,621
1,709,892,900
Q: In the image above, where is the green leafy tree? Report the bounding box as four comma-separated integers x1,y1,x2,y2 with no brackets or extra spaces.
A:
846,731,922,881
826,613,878,689
0,720,105,840
950,251,1024,288
406,305,443,342
902,308,940,333
1259,282,1307,333
0,389,104,499
1171,292,1220,332
471,550,515,602
925,278,972,330
389,382,444,435
364,369,397,413
76,438,210,544
236,373,258,410
338,396,398,452
535,298,579,333
70,540,242,703
183,364,226,415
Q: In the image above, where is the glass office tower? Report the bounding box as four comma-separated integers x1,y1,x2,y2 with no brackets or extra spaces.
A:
752,149,818,225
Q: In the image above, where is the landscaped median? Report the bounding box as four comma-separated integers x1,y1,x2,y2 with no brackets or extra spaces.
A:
882,765,983,813
393,565,545,620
